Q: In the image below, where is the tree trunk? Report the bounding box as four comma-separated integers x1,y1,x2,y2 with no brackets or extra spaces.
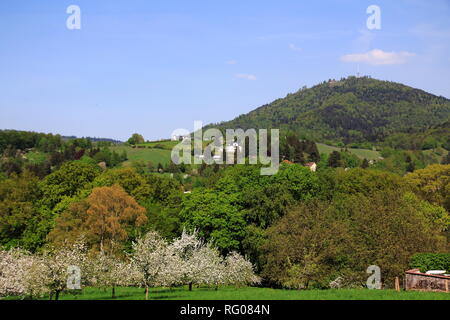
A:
55,290,60,301
112,286,116,299
189,282,193,291
145,286,149,300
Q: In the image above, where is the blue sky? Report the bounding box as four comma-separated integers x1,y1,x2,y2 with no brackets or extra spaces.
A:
1,0,449,141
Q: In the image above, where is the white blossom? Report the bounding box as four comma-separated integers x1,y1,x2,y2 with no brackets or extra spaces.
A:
170,230,259,289
34,241,89,299
130,231,183,299
86,250,141,298
0,248,48,299
2,231,260,300
223,251,261,286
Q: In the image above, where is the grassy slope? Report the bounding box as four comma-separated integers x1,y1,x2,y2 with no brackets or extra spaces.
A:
317,143,380,160
110,146,172,166
33,286,450,300
138,140,180,149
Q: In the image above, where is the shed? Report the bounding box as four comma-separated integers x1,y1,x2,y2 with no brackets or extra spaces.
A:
405,269,450,293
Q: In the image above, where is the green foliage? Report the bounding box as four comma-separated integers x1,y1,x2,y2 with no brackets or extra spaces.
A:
78,155,97,166
180,188,246,252
442,152,450,165
92,167,152,202
140,200,181,240
39,161,101,211
409,253,450,273
405,164,450,211
361,158,369,169
271,164,320,201
127,133,145,145
145,174,183,206
129,160,154,174
328,151,341,168
0,171,41,249
180,164,321,254
340,151,361,168
0,130,62,154
263,190,448,289
91,147,126,167
332,168,409,197
263,201,352,289
279,133,320,163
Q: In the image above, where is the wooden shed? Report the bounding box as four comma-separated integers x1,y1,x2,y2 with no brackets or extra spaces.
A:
405,269,450,293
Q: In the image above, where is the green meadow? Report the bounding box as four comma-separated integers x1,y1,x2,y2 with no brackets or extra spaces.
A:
137,140,180,150
317,143,381,160
20,286,450,300
110,146,172,166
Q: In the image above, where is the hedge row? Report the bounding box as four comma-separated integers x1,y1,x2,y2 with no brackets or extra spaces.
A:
409,253,450,272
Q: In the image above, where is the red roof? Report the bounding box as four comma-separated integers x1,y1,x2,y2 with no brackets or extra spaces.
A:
405,269,450,280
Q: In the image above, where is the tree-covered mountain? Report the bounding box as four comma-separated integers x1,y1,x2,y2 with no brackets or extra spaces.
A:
206,77,450,149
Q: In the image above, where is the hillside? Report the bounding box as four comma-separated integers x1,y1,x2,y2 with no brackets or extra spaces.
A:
110,145,172,166
206,77,450,148
317,143,380,160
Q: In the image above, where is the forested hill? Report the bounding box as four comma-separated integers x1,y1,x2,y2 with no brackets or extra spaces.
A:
206,77,450,147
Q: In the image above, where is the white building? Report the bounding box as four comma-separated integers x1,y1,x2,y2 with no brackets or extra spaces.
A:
305,162,317,172
172,135,190,141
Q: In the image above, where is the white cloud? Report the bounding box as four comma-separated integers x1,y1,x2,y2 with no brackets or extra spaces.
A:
235,73,257,81
288,44,302,52
227,60,237,65
341,49,416,65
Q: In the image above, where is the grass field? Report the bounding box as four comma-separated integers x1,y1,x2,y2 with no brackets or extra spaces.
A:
317,143,381,160
110,146,172,166
17,286,450,300
137,140,180,150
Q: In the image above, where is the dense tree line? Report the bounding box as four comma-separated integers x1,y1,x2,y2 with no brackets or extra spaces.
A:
0,131,127,178
280,133,320,164
0,130,62,154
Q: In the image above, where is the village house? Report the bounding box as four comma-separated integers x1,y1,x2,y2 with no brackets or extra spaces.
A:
172,135,190,141
405,269,450,293
305,162,317,172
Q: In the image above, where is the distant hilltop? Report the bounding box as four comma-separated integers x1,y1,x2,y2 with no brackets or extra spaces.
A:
62,136,123,144
204,76,450,149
